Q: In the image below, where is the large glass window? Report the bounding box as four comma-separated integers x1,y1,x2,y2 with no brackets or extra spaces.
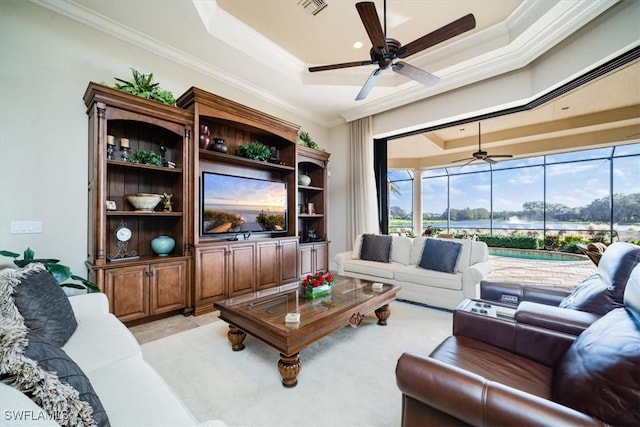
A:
388,142,640,242
388,170,413,235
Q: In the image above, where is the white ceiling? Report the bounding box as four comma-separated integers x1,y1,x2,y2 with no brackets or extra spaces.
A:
33,0,639,165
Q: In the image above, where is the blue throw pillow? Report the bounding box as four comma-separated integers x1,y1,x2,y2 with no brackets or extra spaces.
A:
418,239,462,273
360,234,393,263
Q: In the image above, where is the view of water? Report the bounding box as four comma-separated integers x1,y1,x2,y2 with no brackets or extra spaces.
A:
411,218,637,232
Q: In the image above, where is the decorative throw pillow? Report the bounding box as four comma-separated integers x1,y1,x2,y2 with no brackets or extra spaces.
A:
552,308,640,426
12,265,77,347
360,234,393,263
558,274,621,315
24,334,111,426
418,239,462,273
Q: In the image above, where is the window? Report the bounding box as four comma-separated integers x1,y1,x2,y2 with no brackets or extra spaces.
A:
387,142,640,242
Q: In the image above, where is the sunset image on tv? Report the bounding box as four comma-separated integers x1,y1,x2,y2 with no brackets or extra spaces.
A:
202,173,287,234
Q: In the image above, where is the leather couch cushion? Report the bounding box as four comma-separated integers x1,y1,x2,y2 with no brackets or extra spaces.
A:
24,333,110,426
553,308,640,426
430,336,553,399
360,234,392,263
13,267,77,347
558,274,621,315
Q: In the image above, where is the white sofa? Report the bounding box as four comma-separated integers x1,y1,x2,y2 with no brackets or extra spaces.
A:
0,292,226,427
335,235,492,310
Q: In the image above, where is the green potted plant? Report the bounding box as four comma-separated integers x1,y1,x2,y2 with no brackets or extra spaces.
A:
298,130,324,151
236,140,272,162
0,248,100,292
111,68,176,106
127,149,163,166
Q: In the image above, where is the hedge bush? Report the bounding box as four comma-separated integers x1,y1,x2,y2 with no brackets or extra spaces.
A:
477,234,539,249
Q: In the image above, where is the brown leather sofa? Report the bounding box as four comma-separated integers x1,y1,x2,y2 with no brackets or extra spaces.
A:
480,242,640,316
395,263,640,426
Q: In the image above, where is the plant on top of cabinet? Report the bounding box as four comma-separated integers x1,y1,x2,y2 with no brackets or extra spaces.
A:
236,140,272,161
298,130,325,152
111,68,176,106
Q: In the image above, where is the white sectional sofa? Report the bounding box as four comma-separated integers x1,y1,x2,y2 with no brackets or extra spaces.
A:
335,234,492,310
0,289,226,427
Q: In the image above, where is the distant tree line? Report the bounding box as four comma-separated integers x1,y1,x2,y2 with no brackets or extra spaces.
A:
389,193,640,224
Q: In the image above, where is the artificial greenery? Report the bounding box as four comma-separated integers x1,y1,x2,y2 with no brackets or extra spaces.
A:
112,68,176,106
236,140,272,162
127,149,163,166
298,130,324,151
476,234,539,250
0,248,100,292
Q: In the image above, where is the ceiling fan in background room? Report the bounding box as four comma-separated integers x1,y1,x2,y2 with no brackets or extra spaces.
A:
452,122,514,165
308,1,476,100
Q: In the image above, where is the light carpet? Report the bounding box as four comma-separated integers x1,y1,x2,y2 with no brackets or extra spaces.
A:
141,301,453,427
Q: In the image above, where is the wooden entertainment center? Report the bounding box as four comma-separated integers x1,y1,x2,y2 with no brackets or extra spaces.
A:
84,83,330,322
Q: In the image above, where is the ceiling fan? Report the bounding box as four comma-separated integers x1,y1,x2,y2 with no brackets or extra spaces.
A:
452,123,513,165
308,1,476,101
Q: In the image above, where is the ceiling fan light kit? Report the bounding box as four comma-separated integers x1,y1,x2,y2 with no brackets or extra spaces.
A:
308,1,476,100
452,123,513,166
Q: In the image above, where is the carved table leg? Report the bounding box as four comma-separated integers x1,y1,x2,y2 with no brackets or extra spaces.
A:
375,304,391,326
278,353,301,388
227,325,246,351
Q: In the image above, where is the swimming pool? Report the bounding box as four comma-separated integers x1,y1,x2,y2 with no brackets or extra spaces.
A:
489,248,587,261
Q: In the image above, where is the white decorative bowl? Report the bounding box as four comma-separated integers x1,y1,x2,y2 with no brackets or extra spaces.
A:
126,193,163,211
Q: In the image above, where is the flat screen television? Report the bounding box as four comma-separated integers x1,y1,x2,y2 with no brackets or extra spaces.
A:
201,172,287,235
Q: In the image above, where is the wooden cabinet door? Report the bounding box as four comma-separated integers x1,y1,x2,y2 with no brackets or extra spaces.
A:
150,260,187,315
314,242,328,273
228,243,255,297
279,238,299,283
104,265,149,322
299,244,313,278
196,246,227,307
256,241,278,290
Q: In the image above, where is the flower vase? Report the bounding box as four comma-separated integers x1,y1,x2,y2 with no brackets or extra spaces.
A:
305,283,333,299
151,235,175,256
199,125,210,150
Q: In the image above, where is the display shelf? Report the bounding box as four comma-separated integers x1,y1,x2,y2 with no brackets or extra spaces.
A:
198,149,295,171
106,211,183,217
107,159,183,174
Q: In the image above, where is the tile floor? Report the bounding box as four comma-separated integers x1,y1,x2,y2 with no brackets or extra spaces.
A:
129,255,597,344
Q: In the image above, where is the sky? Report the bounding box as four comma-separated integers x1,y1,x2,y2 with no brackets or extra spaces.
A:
389,142,640,215
203,173,287,211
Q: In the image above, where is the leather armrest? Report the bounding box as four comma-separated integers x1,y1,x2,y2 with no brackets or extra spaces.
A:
453,308,577,366
396,353,605,427
515,301,601,336
480,280,569,307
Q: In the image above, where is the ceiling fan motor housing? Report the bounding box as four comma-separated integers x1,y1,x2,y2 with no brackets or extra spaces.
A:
370,38,401,68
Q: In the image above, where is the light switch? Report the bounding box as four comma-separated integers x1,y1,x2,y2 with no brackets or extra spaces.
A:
10,221,43,234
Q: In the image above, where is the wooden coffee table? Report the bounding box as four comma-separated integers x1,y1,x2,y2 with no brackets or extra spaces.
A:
214,276,400,387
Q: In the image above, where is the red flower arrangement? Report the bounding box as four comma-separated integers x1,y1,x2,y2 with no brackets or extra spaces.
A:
302,272,335,289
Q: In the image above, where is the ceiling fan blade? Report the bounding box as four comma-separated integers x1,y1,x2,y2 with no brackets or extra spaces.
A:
398,13,476,58
309,60,374,72
486,154,514,159
484,157,498,164
392,61,440,86
356,2,388,54
355,68,383,101
451,157,474,163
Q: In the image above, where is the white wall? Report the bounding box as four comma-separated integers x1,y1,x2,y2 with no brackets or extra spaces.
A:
0,0,327,276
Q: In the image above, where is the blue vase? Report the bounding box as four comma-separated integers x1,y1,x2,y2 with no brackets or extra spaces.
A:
151,235,175,256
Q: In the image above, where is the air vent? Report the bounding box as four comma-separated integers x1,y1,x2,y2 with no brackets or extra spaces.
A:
298,0,327,16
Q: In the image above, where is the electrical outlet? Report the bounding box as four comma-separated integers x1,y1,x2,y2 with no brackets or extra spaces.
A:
10,221,43,234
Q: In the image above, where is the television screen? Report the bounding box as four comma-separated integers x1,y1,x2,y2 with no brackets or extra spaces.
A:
201,172,287,235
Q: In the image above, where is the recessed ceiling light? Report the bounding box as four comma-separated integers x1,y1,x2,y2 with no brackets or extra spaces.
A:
353,41,363,49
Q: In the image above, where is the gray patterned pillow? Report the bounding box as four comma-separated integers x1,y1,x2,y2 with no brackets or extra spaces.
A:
360,234,393,263
24,333,111,426
12,266,77,346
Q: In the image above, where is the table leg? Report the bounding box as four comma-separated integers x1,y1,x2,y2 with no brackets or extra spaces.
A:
227,325,246,351
278,353,301,388
375,304,391,325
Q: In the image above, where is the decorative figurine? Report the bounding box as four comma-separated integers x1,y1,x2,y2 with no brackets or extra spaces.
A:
162,193,173,212
159,143,167,166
